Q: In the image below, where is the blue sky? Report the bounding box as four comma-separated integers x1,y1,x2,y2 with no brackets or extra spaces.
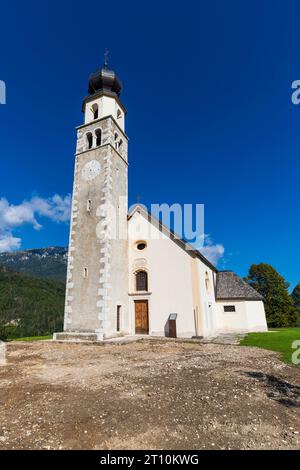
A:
0,0,299,288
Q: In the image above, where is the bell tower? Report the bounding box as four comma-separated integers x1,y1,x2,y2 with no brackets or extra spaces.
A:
58,57,129,341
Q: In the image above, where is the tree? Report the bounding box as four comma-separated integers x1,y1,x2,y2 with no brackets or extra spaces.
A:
0,264,64,339
245,263,295,327
291,283,300,326
292,283,300,308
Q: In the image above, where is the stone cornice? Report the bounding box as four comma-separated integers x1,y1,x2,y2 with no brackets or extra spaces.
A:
76,115,129,141
75,142,128,166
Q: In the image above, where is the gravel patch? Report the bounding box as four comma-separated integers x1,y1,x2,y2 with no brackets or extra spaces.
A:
0,340,299,450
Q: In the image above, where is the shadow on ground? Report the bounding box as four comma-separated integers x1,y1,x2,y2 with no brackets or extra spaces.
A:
242,371,300,408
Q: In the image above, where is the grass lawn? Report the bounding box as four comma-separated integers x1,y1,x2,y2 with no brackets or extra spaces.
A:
240,328,300,365
7,335,52,342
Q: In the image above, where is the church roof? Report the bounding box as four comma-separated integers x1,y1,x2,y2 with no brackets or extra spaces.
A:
82,56,125,113
216,271,263,301
87,52,122,97
88,66,122,97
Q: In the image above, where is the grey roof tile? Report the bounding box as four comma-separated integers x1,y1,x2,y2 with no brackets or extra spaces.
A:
216,271,263,301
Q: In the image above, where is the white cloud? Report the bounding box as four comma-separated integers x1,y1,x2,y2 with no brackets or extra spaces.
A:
194,233,225,266
30,194,71,223
0,198,40,230
0,194,71,253
0,236,21,252
200,243,225,266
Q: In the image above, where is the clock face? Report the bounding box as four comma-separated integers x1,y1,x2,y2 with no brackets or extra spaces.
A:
81,160,101,181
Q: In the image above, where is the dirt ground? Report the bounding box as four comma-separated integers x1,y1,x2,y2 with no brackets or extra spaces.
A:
0,339,299,450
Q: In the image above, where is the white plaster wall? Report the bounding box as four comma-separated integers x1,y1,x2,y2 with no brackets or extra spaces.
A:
215,300,268,333
84,96,125,130
196,260,216,337
128,212,196,337
215,301,247,332
245,301,268,332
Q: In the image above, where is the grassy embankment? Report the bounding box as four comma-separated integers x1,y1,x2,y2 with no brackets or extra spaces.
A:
240,328,300,365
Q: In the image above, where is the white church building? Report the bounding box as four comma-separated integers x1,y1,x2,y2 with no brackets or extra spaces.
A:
55,60,267,342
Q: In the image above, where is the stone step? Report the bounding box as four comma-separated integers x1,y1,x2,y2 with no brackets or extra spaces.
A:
53,332,101,342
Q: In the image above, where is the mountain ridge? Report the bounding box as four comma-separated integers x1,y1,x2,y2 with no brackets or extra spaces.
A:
0,246,68,283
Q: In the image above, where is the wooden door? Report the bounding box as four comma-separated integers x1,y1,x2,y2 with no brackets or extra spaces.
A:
135,300,149,334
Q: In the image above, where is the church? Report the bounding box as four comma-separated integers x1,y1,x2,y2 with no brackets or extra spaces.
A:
54,60,268,342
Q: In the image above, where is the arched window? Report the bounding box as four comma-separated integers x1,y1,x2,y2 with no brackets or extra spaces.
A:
117,109,122,119
118,139,123,151
136,270,148,292
95,128,102,147
92,104,98,120
86,132,93,149
83,267,88,278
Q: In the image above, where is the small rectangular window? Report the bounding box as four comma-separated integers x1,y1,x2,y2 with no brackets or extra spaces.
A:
83,267,88,278
117,305,121,332
87,199,92,212
224,305,236,312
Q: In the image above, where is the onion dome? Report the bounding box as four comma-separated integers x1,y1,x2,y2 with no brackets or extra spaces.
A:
88,51,122,96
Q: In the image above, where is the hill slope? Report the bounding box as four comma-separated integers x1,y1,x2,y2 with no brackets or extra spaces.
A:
0,264,65,339
0,247,67,283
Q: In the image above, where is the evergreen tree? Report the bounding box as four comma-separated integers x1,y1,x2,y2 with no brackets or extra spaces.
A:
246,263,295,327
0,264,64,339
291,283,300,326
291,283,300,308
